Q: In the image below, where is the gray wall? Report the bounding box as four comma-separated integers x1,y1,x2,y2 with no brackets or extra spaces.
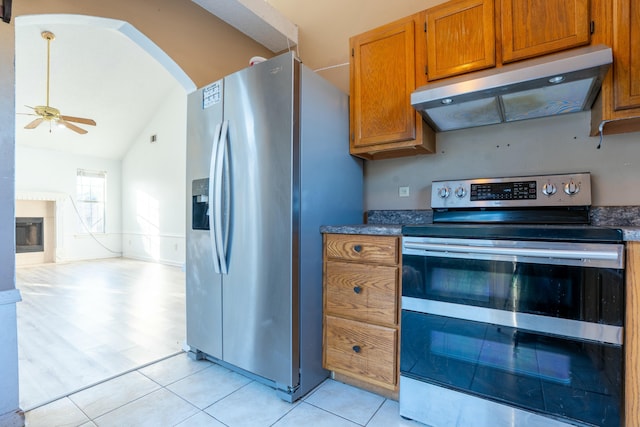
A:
0,20,22,426
365,111,640,211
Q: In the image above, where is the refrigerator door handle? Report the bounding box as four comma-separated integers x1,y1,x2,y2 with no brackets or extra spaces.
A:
209,122,223,274
214,120,230,274
221,120,231,274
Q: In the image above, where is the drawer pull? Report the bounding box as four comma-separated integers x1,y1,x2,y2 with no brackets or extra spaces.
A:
352,345,361,353
353,244,362,253
353,286,362,294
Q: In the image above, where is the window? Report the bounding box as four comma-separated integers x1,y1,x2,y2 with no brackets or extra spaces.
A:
76,169,106,233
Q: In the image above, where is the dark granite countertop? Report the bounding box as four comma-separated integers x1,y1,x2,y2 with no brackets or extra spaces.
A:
321,207,640,241
621,227,640,241
320,224,402,236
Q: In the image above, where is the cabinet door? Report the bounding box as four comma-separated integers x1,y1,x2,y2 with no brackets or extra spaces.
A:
590,0,640,136
425,0,495,81
350,18,417,148
501,0,591,63
349,14,435,160
614,0,640,111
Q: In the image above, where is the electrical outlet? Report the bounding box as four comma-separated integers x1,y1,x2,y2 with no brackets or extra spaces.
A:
399,186,410,197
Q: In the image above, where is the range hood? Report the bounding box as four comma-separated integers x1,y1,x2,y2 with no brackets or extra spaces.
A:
411,44,612,132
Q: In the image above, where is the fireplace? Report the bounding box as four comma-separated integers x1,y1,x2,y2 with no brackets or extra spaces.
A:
16,217,44,253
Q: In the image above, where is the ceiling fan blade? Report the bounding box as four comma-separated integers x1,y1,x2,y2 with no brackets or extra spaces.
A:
24,118,44,129
60,115,96,126
58,119,88,134
19,106,39,117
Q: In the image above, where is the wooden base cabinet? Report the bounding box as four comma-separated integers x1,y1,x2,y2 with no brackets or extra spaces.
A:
322,234,401,398
626,241,640,427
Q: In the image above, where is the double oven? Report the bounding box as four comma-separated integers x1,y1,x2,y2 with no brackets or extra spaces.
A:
399,173,625,427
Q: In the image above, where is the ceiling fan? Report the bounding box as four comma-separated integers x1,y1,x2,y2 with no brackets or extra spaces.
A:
21,31,96,134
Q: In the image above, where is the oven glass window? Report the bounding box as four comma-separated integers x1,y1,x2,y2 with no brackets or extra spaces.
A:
402,254,624,326
401,311,622,427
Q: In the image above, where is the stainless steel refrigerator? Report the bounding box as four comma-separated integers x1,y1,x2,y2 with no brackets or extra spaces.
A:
185,52,363,401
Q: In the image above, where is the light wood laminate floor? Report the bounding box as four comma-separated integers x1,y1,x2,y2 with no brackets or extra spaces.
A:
17,258,185,410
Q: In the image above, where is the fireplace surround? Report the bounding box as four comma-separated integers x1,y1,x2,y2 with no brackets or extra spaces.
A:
15,194,61,265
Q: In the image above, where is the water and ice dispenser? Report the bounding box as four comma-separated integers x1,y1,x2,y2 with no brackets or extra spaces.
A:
192,178,209,230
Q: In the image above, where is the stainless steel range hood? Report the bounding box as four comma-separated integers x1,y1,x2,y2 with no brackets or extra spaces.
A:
411,44,612,132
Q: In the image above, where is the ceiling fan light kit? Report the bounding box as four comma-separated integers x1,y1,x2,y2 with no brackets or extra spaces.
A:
22,30,96,134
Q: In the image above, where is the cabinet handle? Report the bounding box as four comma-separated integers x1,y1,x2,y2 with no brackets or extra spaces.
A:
353,286,362,294
353,244,362,253
352,345,361,353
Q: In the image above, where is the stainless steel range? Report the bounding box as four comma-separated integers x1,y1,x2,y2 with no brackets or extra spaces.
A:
400,172,624,427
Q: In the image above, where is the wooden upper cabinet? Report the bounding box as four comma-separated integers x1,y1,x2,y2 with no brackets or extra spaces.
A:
425,0,496,81
501,0,591,63
351,19,416,147
590,0,640,136
349,14,435,160
613,0,640,111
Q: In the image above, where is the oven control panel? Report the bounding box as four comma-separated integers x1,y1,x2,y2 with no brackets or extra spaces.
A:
431,172,591,208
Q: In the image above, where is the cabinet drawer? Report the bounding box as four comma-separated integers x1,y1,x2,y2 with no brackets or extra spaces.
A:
325,261,398,326
325,234,398,265
324,315,397,387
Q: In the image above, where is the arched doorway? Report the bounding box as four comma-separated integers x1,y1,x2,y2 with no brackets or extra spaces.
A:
14,13,194,410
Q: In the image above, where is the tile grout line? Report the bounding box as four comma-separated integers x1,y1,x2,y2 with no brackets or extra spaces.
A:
79,357,218,426
23,350,183,413
81,353,198,425
363,398,388,426
173,378,257,426
297,400,368,427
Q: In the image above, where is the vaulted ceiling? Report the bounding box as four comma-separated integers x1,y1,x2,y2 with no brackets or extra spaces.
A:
15,15,186,160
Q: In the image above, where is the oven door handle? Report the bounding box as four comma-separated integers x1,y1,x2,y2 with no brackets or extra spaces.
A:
403,242,620,262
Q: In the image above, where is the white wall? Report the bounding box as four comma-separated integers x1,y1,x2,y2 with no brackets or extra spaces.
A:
121,85,187,266
365,111,640,210
15,146,122,261
14,72,187,269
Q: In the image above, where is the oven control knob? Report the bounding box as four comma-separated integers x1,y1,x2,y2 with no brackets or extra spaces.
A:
436,186,451,199
542,183,557,196
454,186,466,198
564,180,580,196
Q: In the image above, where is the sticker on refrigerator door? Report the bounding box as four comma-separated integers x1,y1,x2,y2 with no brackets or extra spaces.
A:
203,83,221,109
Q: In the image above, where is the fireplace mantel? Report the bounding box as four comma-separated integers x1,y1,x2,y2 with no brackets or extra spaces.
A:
16,191,67,202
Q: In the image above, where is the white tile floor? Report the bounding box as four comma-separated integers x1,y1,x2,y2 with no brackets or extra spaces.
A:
25,352,424,427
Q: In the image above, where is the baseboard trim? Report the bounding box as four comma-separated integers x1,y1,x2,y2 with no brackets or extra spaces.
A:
0,289,22,306
123,253,184,268
0,410,25,427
